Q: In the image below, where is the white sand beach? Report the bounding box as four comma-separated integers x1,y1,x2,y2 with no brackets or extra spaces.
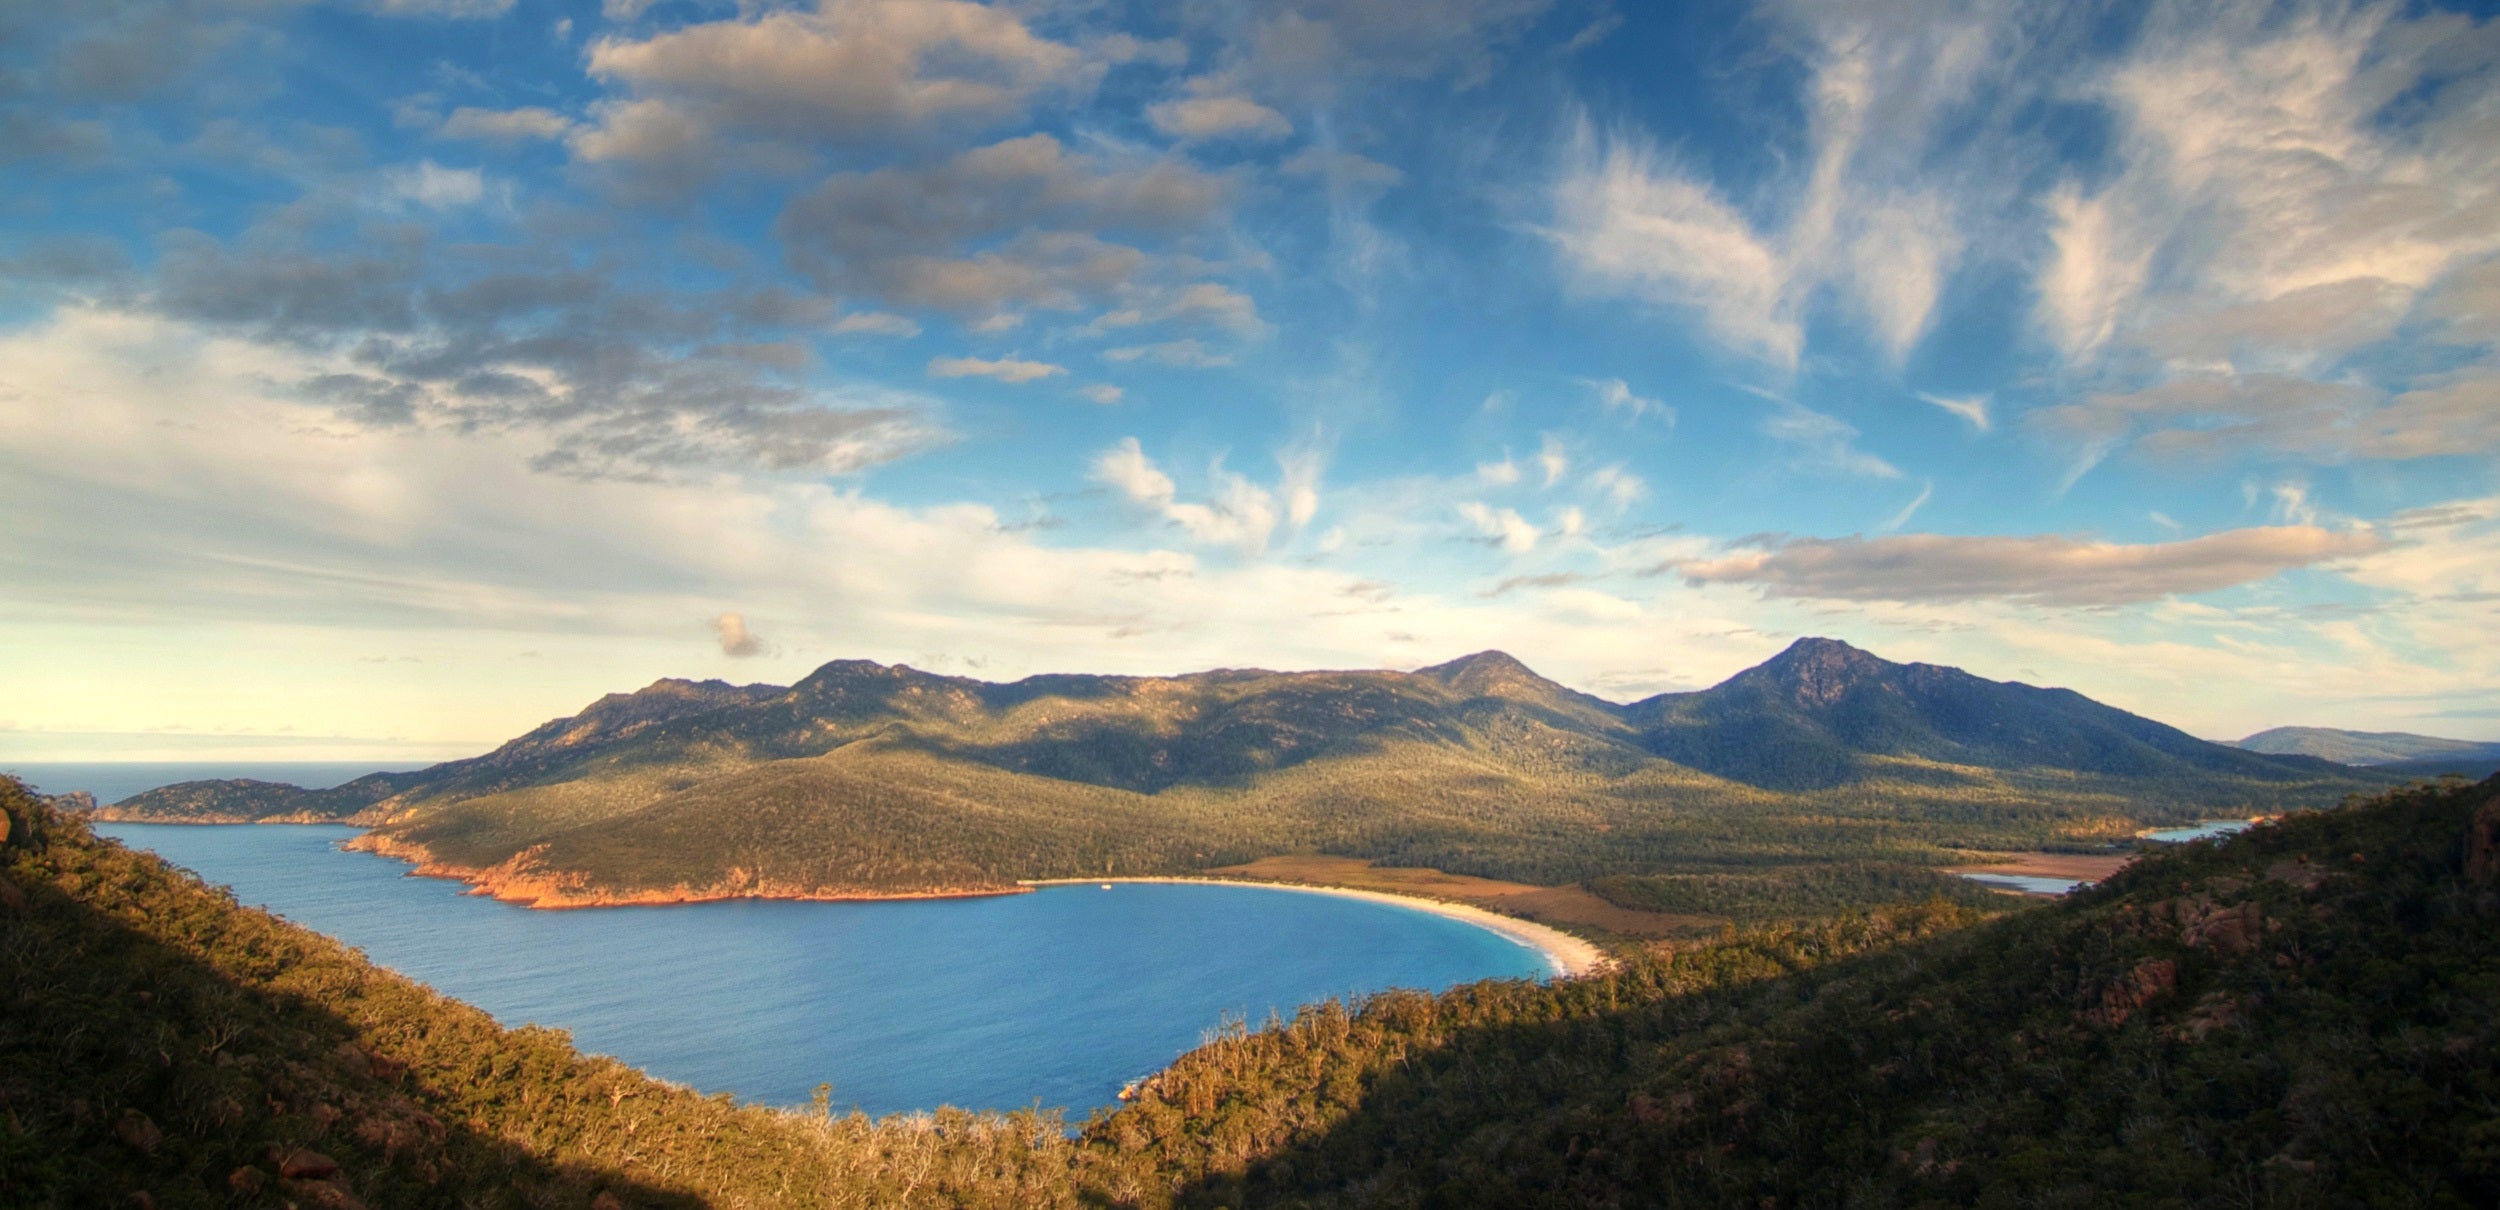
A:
1023,876,1608,978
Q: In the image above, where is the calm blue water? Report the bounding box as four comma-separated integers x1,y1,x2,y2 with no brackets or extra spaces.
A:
1956,872,2089,895
96,822,1547,1120
2142,820,2255,843
12,762,418,805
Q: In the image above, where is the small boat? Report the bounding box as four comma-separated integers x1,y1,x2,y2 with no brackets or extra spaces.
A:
1100,883,1114,890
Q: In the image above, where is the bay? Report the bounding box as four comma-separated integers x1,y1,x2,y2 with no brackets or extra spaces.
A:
95,821,1548,1120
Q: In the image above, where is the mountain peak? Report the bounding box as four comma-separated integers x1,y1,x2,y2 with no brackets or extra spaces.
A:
1417,650,1559,698
1746,637,1896,707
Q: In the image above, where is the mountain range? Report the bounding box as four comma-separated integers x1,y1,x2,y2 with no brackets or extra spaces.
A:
102,638,2385,906
2233,725,2500,777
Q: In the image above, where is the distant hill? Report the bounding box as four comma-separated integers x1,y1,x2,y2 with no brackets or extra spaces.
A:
2233,725,2500,768
99,639,2389,903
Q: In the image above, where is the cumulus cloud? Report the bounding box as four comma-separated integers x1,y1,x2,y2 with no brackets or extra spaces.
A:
1587,464,1644,511
573,0,1096,181
831,310,921,337
1102,338,1233,367
141,233,946,480
1535,434,1567,487
1147,93,1292,141
1458,502,1538,552
928,355,1064,383
713,610,762,656
385,161,486,210
1080,383,1124,405
776,133,1230,322
439,106,573,142
1090,437,1285,555
1680,525,2386,605
1583,376,1669,423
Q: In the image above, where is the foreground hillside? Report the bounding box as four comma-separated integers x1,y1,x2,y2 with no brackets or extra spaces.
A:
17,772,2498,1205
100,641,2384,906
0,778,1081,1209
9,770,2490,1205
1104,773,2500,1206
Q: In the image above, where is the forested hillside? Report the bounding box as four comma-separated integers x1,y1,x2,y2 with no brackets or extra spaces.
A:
98,640,2386,903
1098,773,2500,1207
17,773,2496,1206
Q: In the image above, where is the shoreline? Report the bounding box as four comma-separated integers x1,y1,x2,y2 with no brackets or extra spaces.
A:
94,817,1607,976
1024,876,1609,979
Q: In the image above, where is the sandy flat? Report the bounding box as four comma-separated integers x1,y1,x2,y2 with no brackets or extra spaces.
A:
1956,852,2138,880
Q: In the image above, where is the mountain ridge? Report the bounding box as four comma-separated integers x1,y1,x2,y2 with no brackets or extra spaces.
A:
97,638,2391,907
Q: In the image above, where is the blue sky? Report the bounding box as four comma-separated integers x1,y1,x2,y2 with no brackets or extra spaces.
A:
3,0,2497,760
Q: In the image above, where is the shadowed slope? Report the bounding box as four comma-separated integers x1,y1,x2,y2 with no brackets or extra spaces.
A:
1094,775,2500,1207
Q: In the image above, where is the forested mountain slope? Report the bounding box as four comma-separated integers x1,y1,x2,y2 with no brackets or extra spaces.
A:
1099,774,2500,1207
22,772,2496,1206
98,640,2386,902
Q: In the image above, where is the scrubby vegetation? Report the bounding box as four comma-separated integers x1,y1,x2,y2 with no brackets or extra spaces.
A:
1587,860,2006,921
103,641,2386,903
0,778,1083,1208
1100,774,2500,1207
17,771,2499,1205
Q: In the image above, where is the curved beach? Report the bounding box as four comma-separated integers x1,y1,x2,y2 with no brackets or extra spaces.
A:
1024,876,1608,979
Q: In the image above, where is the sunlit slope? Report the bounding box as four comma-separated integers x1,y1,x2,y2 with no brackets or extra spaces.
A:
106,640,2388,898
1093,775,2500,1207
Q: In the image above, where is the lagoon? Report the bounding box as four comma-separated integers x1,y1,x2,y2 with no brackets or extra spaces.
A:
93,821,1547,1120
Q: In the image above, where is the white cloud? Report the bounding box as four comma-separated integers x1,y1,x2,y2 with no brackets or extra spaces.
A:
1458,502,1538,553
1681,525,2385,605
1582,376,1670,423
439,106,574,142
1879,480,1933,533
1080,383,1124,405
1547,11,1994,368
1090,438,1283,555
1103,339,1233,367
575,0,1097,177
1917,391,1990,431
713,610,762,657
385,160,485,209
1760,398,1898,479
1147,93,1292,141
928,355,1065,384
832,310,921,338
1535,434,1567,488
1476,456,1520,486
1092,436,1176,507
1586,464,1644,511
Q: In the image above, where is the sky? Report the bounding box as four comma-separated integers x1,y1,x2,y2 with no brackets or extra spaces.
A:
2,0,2497,762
